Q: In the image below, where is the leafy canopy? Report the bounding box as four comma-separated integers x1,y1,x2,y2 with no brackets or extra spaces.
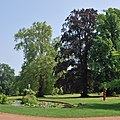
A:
14,22,57,97
55,9,97,96
0,63,15,95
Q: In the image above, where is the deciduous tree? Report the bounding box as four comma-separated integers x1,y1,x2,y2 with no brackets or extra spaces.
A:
0,63,15,95
55,9,97,97
89,8,120,95
14,22,57,97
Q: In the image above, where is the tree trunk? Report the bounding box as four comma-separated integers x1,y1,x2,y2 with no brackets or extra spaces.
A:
81,86,88,97
81,66,88,97
37,88,44,97
80,58,89,97
37,79,44,97
81,74,88,97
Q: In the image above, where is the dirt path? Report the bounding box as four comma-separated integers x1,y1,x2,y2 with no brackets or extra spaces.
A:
0,113,120,120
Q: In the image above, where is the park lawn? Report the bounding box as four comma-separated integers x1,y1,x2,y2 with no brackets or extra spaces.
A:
0,94,120,118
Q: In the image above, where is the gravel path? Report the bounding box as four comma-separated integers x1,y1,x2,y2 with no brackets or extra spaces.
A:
0,113,120,120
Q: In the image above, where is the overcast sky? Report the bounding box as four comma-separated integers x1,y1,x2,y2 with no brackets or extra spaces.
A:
0,0,120,75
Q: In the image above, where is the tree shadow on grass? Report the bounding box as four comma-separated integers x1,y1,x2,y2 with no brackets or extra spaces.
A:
45,96,80,99
83,103,120,111
44,95,103,99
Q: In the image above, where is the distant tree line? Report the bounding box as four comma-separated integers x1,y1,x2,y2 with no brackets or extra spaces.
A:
0,63,15,95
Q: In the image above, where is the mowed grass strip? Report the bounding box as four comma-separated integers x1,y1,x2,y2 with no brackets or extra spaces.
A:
0,94,120,118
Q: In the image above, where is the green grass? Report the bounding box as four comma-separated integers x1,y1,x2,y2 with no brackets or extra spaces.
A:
0,94,120,118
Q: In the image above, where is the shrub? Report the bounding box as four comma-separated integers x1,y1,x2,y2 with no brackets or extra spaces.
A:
112,92,117,97
52,87,59,95
0,94,8,104
21,95,38,106
58,87,64,95
23,88,36,96
51,87,64,95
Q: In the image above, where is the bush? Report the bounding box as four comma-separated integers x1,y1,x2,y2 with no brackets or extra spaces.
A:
58,87,64,95
112,92,117,97
21,95,38,106
0,94,8,104
52,87,64,95
106,79,120,94
52,87,59,95
23,88,36,96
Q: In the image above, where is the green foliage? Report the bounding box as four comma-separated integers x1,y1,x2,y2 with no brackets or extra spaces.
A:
111,92,117,97
89,8,120,93
0,94,8,104
23,88,36,96
52,87,59,95
0,63,15,95
99,82,107,90
107,79,120,91
14,22,57,97
52,87,64,95
21,95,38,106
58,87,64,95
